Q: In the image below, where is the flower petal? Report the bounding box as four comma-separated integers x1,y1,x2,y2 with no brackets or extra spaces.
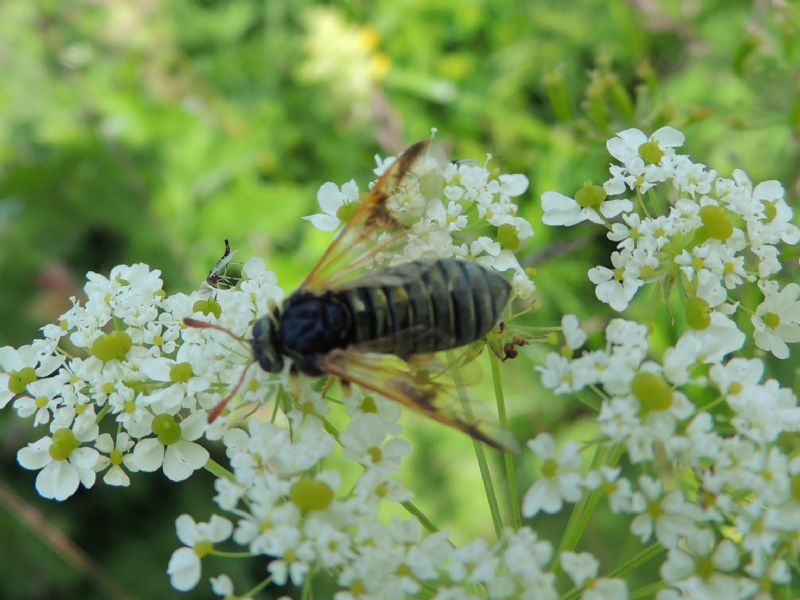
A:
167,547,201,592
36,461,80,501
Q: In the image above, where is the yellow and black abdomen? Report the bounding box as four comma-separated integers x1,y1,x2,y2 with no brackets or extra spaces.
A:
339,258,511,356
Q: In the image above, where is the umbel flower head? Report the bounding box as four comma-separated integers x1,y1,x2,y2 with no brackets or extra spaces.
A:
6,259,284,501
3,129,800,599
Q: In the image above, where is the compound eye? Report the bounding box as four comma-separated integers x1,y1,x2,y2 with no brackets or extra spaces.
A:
257,353,273,372
251,316,284,373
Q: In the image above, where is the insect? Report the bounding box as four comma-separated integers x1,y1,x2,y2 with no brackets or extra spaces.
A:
192,140,515,450
205,238,240,290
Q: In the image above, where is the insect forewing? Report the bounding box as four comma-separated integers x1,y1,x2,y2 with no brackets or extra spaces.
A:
300,140,448,293
319,348,518,452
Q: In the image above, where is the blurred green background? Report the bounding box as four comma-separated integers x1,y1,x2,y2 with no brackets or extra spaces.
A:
1,1,799,598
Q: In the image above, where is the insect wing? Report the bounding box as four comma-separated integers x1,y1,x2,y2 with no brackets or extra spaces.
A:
300,140,448,293
319,348,518,452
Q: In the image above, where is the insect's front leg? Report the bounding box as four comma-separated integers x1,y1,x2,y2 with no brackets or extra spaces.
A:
320,375,337,397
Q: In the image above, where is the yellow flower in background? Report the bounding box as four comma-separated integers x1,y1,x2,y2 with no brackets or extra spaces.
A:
299,8,390,116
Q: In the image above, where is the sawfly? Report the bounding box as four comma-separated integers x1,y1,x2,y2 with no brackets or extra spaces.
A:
188,140,516,451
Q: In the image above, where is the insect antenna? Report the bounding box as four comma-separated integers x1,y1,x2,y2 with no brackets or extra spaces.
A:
208,359,256,423
183,317,256,422
183,317,247,343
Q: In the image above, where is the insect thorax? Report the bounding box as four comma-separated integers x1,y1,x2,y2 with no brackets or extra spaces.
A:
277,291,350,375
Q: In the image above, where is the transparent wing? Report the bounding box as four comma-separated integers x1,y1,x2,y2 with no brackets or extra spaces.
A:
319,348,518,452
301,140,448,293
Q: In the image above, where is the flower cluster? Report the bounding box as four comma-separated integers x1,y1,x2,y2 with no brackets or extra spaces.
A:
537,312,800,597
543,127,800,358
168,405,623,599
2,128,799,598
5,259,282,500
305,141,536,297
535,127,800,598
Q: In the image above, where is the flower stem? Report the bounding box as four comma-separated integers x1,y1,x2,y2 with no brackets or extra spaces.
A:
95,404,112,425
556,443,622,563
401,500,439,533
629,580,667,599
489,351,521,529
470,437,503,539
451,360,504,539
241,576,273,598
301,571,313,600
607,542,665,579
204,457,235,481
210,550,253,558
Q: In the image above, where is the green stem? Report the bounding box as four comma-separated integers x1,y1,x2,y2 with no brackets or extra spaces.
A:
210,550,253,558
204,458,236,481
301,570,313,600
556,444,622,563
607,542,665,579
630,580,667,599
489,351,521,529
471,437,504,539
241,576,273,599
451,360,503,539
636,190,652,219
646,188,662,214
319,416,341,442
95,404,112,425
402,500,439,533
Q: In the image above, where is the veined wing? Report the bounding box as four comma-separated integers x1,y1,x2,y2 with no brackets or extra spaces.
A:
319,348,518,452
300,140,448,293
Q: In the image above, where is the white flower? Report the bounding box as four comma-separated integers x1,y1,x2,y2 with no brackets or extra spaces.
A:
671,155,716,197
17,423,100,501
94,432,136,486
541,190,632,227
537,353,579,394
522,433,584,517
131,411,209,482
658,528,741,600
667,312,745,371
561,551,627,600
12,372,69,426
0,341,64,409
304,179,360,231
562,314,587,350
268,542,314,586
751,281,800,359
209,574,236,598
605,126,684,193
630,476,699,547
588,250,642,312
168,514,233,592
340,413,410,472
344,393,402,435
726,379,800,443
139,355,211,413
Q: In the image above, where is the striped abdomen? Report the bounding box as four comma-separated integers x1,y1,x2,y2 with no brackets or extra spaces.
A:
338,258,511,356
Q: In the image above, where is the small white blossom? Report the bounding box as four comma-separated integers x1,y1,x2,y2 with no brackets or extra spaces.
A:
522,433,584,517
168,514,233,591
561,551,627,600
131,411,210,482
17,421,100,501
304,179,360,231
752,281,800,359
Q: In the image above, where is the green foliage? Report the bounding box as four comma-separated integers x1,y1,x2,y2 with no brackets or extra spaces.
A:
1,0,799,598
